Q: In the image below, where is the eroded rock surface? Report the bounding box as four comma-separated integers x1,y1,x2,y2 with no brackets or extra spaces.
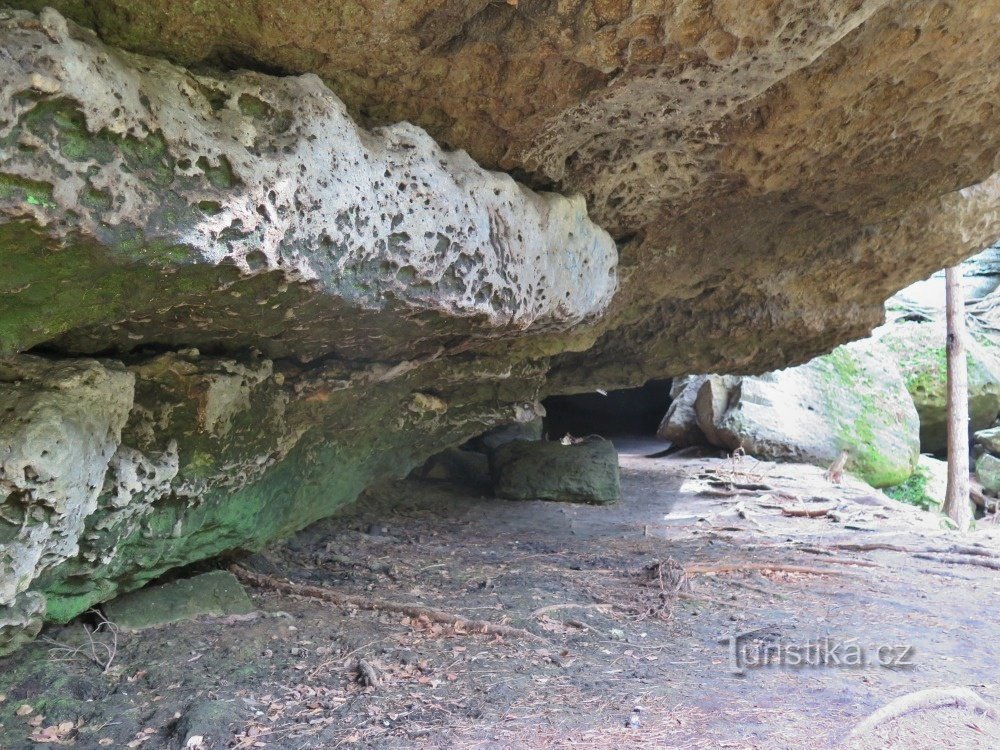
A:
1,1,999,652
0,9,616,361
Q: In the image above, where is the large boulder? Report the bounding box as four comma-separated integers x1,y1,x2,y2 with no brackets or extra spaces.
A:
491,439,621,504
663,340,920,487
656,376,708,447
878,321,1000,454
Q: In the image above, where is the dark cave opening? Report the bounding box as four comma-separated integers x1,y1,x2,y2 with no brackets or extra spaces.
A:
542,379,672,439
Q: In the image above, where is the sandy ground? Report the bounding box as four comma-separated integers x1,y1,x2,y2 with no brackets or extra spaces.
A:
2,439,999,749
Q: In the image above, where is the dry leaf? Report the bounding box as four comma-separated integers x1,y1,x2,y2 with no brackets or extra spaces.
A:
16,703,33,716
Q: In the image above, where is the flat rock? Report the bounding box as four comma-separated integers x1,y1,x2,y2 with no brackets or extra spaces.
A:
102,571,254,631
491,439,621,505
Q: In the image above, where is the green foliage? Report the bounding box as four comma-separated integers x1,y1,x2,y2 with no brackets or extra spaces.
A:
884,465,938,511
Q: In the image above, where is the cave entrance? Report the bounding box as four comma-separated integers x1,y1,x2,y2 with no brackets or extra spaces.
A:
542,379,672,439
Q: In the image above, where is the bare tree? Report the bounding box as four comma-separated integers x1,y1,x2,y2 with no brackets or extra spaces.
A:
944,265,972,531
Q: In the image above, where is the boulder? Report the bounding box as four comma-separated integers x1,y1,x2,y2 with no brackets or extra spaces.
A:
673,340,919,488
878,321,1000,454
975,426,1000,456
976,454,1000,495
102,571,254,631
491,440,621,505
657,376,708,447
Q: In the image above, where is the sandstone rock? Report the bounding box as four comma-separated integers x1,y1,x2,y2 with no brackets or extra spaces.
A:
0,9,616,361
0,592,46,655
102,571,253,631
681,340,919,488
975,426,1000,456
656,376,708,447
878,321,1000,454
491,440,621,504
693,375,740,448
0,356,134,615
2,0,1000,654
977,454,1000,495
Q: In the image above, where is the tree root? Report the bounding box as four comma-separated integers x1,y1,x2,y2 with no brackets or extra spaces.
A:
813,542,1000,571
845,686,998,742
231,565,546,643
683,563,856,577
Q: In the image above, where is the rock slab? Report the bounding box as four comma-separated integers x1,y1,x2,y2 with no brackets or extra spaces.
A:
102,571,254,631
491,440,621,504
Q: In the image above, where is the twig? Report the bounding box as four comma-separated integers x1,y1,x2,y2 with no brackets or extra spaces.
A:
780,506,834,518
231,565,546,643
40,610,119,675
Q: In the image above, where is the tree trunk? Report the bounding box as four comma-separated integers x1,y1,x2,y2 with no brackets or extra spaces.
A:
944,265,972,532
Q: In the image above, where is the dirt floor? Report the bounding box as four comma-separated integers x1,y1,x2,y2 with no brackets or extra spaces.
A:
3,439,1000,750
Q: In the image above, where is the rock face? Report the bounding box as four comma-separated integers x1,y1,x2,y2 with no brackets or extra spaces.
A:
1,2,999,652
878,322,1000,454
660,341,920,487
491,439,621,504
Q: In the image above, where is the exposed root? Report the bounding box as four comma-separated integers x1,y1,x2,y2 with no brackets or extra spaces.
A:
683,563,856,577
845,687,998,742
231,565,546,643
780,505,834,518
809,542,1000,571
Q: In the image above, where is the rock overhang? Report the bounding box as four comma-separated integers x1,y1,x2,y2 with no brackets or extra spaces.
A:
1,1,1000,653
0,8,618,360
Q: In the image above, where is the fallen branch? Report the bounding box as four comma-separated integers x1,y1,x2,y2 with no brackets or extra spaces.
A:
231,565,546,643
845,686,998,742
